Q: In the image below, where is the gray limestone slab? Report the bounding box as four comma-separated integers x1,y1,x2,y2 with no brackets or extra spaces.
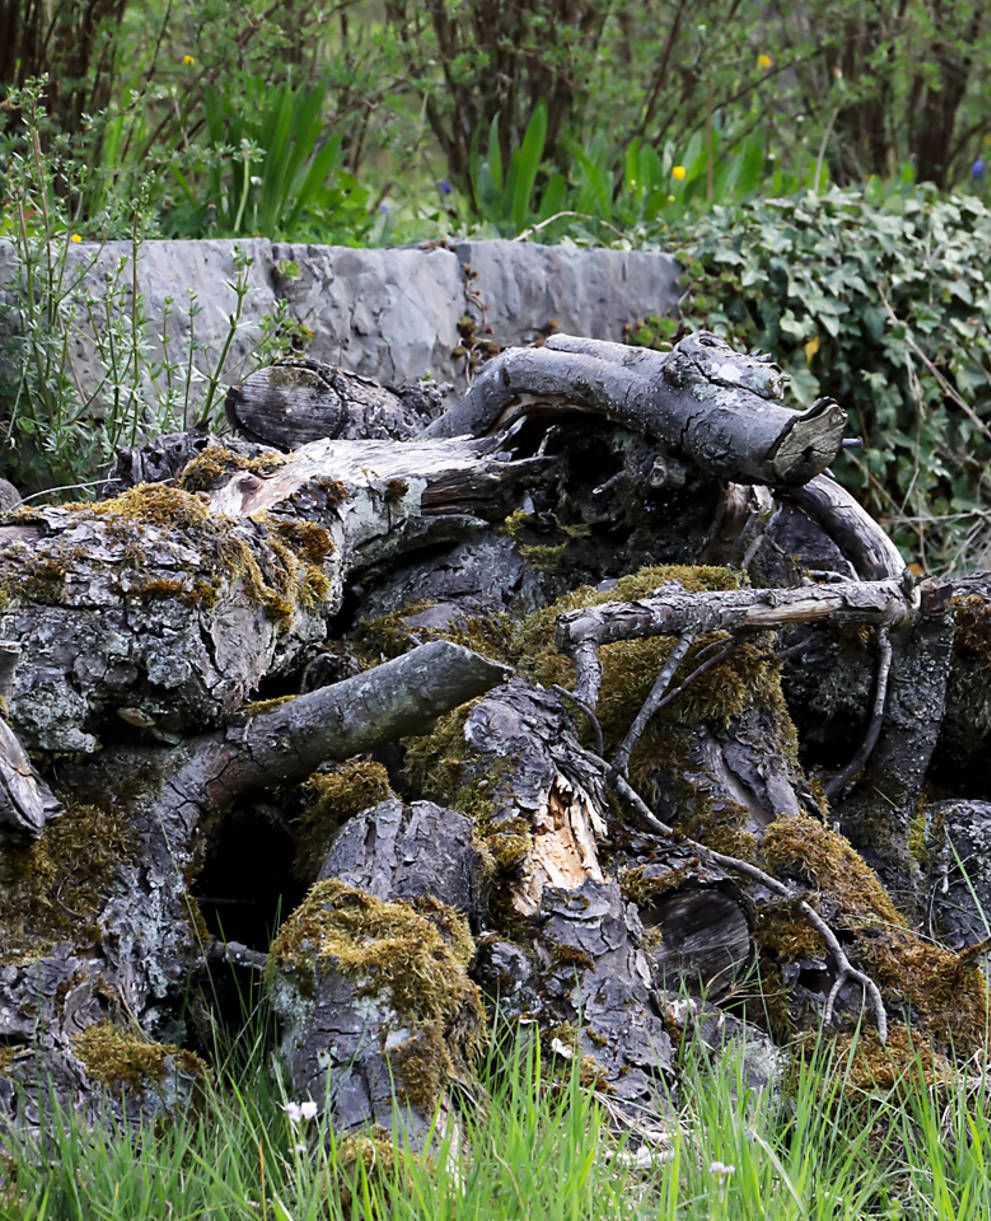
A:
456,240,681,348
272,243,465,391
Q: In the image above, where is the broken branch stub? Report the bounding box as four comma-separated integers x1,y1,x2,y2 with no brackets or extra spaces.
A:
425,331,847,486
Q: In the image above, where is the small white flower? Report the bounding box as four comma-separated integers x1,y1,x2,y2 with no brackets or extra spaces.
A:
283,1099,317,1124
709,1160,736,1177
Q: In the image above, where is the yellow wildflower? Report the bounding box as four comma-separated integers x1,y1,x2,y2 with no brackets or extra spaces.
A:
667,194,675,202
70,234,82,243
804,334,820,364
758,54,772,69
183,54,195,66
672,165,686,181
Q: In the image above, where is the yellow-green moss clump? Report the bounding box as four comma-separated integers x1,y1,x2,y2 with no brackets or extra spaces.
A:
334,1124,415,1212
353,599,439,661
758,813,991,1054
74,1021,208,1094
292,760,394,880
34,483,335,630
0,801,137,963
401,565,794,834
270,881,485,1110
761,814,903,933
176,445,289,493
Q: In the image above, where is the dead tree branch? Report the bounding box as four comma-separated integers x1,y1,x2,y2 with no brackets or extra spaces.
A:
425,331,847,486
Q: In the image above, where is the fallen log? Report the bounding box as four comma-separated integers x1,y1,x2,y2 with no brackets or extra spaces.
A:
0,642,507,1135
425,331,847,486
0,328,987,1149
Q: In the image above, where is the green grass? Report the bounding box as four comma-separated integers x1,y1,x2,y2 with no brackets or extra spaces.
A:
4,1014,991,1220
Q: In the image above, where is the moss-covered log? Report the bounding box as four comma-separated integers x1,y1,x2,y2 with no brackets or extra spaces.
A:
1,330,990,1150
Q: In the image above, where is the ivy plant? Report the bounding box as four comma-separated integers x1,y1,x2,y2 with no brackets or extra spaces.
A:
661,185,991,572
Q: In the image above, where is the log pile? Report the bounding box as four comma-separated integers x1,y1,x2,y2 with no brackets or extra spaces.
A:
0,330,988,1152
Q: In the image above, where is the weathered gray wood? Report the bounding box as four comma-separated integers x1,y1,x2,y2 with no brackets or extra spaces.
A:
226,357,443,447
0,717,62,841
0,436,535,752
425,331,847,486
0,642,508,1135
782,473,906,580
556,577,919,710
270,799,486,1145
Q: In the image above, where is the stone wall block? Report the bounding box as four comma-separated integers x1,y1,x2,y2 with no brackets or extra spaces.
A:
273,244,465,391
456,240,681,348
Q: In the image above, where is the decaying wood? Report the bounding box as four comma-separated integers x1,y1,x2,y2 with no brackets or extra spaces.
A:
0,435,537,753
225,357,445,448
782,473,906,580
556,576,920,709
0,641,507,1134
426,331,847,486
1,327,989,1150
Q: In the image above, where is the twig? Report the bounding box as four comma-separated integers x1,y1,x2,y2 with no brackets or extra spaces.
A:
513,211,627,243
824,626,893,799
203,938,268,972
552,684,604,756
612,633,695,777
609,771,888,1043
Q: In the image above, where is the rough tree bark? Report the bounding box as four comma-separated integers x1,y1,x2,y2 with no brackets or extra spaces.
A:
0,329,987,1154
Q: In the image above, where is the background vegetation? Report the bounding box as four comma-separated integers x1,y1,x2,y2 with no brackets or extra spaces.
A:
2,1,991,569
3,4,991,1214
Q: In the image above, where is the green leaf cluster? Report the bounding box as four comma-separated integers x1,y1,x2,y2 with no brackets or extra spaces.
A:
662,184,991,570
164,76,365,241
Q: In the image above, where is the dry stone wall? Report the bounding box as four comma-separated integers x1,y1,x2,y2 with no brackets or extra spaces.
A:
0,238,681,409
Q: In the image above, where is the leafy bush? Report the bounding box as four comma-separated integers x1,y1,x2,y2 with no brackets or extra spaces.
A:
662,185,991,570
165,75,366,241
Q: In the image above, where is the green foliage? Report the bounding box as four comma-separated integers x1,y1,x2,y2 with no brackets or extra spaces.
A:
0,81,295,497
469,102,562,236
662,184,991,571
6,1012,991,1218
165,75,366,240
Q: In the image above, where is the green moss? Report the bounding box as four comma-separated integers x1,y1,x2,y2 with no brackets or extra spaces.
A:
271,879,477,1005
401,700,481,806
760,813,991,1053
73,1021,208,1094
518,541,569,568
753,897,824,963
176,446,289,494
354,599,438,661
335,1125,414,1212
234,693,299,719
292,760,394,880
272,518,335,565
619,863,698,907
384,479,409,504
761,814,903,932
390,1025,448,1110
0,801,137,963
551,943,595,971
271,880,485,1114
678,792,759,862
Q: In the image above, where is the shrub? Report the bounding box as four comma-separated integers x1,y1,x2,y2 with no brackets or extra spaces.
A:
661,184,991,570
